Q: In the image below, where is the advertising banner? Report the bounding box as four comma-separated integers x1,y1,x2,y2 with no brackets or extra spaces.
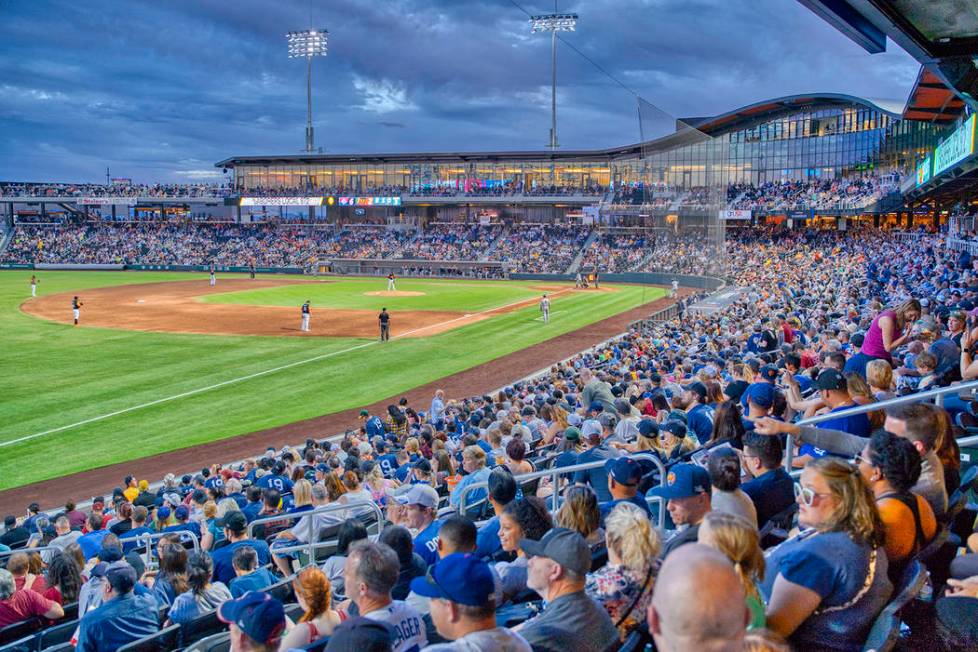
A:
239,197,323,206
719,209,751,220
336,196,402,207
916,156,932,186
933,114,976,176
79,198,137,206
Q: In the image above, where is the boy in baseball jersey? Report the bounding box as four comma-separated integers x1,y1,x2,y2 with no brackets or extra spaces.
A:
300,300,311,332
72,296,82,325
540,294,551,324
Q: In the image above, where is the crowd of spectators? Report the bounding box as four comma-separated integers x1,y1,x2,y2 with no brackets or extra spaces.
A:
493,224,592,274
578,231,653,273
398,224,501,261
728,177,891,211
409,184,606,198
4,225,978,650
0,182,232,199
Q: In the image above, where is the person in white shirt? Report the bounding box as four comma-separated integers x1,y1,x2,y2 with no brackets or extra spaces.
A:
343,540,427,652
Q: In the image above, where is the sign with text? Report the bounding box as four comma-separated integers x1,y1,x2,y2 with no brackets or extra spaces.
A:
79,197,137,206
719,209,751,220
336,196,402,207
239,197,323,206
916,156,932,186
933,114,976,177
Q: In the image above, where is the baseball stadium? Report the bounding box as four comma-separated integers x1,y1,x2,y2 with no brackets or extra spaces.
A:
1,1,978,651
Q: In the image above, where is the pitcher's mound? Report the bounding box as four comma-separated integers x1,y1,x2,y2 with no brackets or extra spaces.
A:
365,290,426,297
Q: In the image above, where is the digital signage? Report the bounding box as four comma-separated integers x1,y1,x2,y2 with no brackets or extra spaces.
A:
239,197,323,206
916,156,932,186
335,196,402,207
933,114,976,177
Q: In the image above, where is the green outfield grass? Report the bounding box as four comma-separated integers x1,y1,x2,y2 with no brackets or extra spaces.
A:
0,270,664,490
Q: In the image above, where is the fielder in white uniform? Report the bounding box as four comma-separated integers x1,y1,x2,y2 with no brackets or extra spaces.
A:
387,273,396,291
30,275,38,297
540,294,551,324
209,262,216,287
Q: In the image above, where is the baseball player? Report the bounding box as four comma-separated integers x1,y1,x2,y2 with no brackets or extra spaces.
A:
540,293,551,324
379,307,391,341
671,279,679,297
387,272,396,291
249,262,256,280
575,271,583,289
209,262,216,287
72,296,82,325
300,300,311,332
30,275,38,297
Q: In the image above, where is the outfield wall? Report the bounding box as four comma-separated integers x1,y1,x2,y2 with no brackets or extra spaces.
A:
509,272,725,291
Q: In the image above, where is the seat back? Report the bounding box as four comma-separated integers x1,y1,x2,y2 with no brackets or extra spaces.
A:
0,618,42,645
183,631,231,652
302,635,331,652
116,624,181,652
612,625,651,652
915,525,950,565
179,610,224,649
0,635,35,652
37,619,81,650
263,576,296,604
945,466,978,523
860,560,926,652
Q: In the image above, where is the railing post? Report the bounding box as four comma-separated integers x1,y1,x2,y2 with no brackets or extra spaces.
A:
784,434,795,472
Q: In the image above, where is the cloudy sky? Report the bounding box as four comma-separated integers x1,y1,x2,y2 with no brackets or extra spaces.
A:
0,0,921,183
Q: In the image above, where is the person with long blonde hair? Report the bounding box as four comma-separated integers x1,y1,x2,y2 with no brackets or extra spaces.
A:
762,458,891,650
865,359,894,401
554,484,603,548
698,511,766,629
278,566,340,650
585,503,660,639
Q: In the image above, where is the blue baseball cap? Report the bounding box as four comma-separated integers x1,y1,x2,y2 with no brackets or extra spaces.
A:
587,401,604,413
759,365,779,381
218,591,286,646
746,382,776,409
410,553,496,606
605,457,642,486
647,463,711,500
637,419,659,438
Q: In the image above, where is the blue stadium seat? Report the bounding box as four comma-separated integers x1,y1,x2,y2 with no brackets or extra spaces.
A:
861,560,926,652
116,624,180,652
0,635,34,652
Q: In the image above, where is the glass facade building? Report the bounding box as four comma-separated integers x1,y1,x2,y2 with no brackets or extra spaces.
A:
218,94,947,196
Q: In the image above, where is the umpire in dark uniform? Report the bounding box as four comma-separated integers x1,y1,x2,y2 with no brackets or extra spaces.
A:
379,307,390,341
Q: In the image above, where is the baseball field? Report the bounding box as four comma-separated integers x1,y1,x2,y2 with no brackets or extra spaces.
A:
0,270,667,494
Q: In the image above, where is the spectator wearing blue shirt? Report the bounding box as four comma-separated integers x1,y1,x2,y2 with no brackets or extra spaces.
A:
599,458,651,524
393,451,413,483
742,382,776,431
228,547,277,597
741,432,795,530
573,431,621,503
209,512,271,585
552,427,583,469
430,389,446,429
77,513,109,561
241,486,263,523
360,409,386,438
162,505,202,542
796,369,871,466
374,441,400,479
450,446,492,515
474,468,518,559
393,485,442,567
76,562,159,652
683,382,715,445
256,462,293,495
120,507,155,555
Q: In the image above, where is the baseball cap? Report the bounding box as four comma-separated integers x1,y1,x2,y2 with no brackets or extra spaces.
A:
648,463,711,500
759,365,779,381
163,493,182,507
395,484,439,510
412,458,432,474
815,368,847,391
598,413,618,428
359,410,369,417
174,505,189,521
519,527,591,576
587,401,604,413
324,617,396,652
217,510,247,533
566,413,583,427
637,419,659,438
156,506,171,521
218,591,286,647
661,421,687,438
605,458,642,486
581,420,603,439
747,383,776,409
409,553,496,606
684,382,707,400
104,561,137,593
563,426,581,442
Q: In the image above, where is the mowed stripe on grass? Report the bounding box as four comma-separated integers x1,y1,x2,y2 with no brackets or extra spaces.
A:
0,270,662,489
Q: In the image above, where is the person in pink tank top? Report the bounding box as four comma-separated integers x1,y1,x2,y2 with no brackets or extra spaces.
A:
847,299,921,379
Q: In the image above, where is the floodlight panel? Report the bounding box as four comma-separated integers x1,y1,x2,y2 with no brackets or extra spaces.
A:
529,14,578,32
286,29,329,58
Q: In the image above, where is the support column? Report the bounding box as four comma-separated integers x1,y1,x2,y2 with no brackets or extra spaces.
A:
906,210,913,229
873,213,880,229
111,204,117,220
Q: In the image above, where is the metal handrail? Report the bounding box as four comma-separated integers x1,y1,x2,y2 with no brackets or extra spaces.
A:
247,500,384,561
0,545,63,560
447,451,667,517
783,379,978,470
119,530,201,569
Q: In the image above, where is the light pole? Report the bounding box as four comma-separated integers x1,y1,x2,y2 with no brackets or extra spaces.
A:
287,29,328,153
529,11,577,151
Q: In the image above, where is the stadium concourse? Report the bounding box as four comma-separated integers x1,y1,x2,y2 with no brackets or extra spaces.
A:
5,222,978,652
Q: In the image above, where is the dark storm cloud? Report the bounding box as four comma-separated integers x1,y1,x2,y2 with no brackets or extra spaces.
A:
0,0,920,182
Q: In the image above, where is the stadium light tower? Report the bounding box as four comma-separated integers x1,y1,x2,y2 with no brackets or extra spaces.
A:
530,9,577,151
287,28,328,153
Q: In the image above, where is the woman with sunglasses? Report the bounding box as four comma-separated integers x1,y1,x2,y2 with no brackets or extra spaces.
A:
762,458,892,651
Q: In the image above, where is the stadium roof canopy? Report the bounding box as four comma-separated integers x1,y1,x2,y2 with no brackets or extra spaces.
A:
795,0,978,110
902,66,968,123
216,93,898,168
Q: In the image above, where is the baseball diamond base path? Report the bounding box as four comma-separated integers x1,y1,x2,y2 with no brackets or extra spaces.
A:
0,290,688,514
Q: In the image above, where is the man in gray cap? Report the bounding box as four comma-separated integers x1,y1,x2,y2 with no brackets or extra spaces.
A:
514,528,617,652
76,561,159,652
